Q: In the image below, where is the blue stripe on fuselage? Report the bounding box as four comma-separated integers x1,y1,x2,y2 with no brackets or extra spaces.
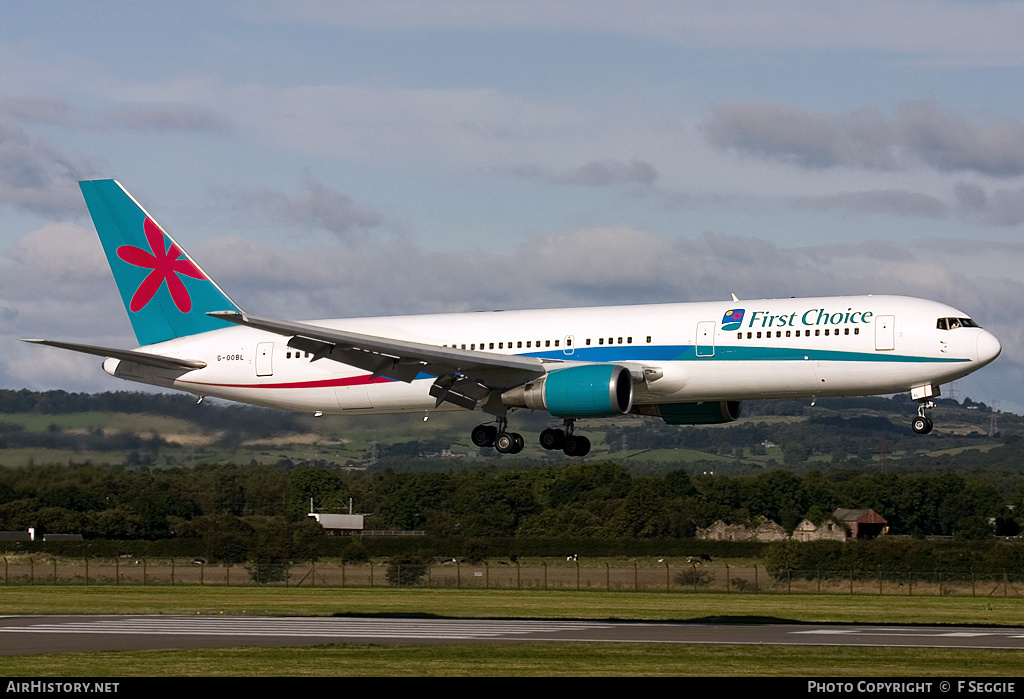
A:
404,344,966,382
520,345,969,364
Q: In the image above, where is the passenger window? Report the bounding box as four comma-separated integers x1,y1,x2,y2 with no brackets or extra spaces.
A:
599,338,604,345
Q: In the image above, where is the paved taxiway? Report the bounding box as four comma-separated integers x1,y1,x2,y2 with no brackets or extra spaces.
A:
3,616,1024,655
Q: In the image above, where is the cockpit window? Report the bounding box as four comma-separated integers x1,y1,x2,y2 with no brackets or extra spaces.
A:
937,317,979,330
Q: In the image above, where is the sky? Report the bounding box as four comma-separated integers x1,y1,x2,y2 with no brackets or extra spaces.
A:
1,0,1023,413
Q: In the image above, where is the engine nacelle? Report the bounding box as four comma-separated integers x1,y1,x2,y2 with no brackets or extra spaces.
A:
502,364,634,418
634,400,742,425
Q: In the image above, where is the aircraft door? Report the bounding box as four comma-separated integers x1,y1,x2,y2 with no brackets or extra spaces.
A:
875,316,895,351
256,342,274,376
696,321,716,357
563,335,575,356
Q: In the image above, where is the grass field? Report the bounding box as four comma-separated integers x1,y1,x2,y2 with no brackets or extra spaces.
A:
5,643,1023,677
4,586,1024,624
2,586,1024,676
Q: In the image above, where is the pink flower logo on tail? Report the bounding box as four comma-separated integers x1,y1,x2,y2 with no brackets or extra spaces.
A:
116,218,206,313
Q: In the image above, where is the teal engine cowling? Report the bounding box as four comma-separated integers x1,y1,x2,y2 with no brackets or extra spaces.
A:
634,401,741,424
501,364,633,418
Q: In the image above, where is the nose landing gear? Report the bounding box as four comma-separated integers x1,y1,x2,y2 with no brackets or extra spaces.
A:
912,401,934,434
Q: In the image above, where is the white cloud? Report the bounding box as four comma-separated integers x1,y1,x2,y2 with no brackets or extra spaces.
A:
264,1,1024,66
217,178,386,243
704,101,1024,178
792,190,948,219
106,105,233,134
507,159,658,187
0,118,94,217
216,83,584,168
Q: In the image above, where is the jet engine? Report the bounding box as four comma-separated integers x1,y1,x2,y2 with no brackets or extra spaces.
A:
502,364,633,418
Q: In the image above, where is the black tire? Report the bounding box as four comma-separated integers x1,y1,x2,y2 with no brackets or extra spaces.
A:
563,435,591,457
575,435,591,456
911,416,933,435
471,424,497,447
539,428,565,450
495,431,517,454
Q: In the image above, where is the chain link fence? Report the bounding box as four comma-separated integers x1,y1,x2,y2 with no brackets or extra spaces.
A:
3,556,1024,597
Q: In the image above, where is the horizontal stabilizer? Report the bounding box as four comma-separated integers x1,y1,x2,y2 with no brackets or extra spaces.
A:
21,339,207,371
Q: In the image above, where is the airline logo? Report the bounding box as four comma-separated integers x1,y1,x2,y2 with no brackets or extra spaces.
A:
721,309,745,331
116,218,206,313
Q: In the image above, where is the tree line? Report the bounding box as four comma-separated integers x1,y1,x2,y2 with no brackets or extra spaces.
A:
1,461,1019,549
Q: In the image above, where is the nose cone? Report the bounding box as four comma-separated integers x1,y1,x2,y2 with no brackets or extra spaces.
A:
977,330,1002,365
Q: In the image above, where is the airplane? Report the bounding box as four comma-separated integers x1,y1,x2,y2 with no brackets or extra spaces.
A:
24,180,1002,456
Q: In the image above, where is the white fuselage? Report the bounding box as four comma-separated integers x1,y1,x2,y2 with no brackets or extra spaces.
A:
103,295,1001,416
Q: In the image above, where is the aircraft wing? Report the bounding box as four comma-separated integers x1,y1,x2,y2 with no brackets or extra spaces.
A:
21,339,207,371
208,310,552,410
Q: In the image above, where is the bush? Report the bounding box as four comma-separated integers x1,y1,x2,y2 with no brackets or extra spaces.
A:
245,560,289,584
386,555,428,587
674,566,714,587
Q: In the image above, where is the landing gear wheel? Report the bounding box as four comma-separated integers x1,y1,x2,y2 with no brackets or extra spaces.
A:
512,432,525,453
912,416,933,435
495,431,524,454
539,428,565,450
471,424,497,447
563,435,591,457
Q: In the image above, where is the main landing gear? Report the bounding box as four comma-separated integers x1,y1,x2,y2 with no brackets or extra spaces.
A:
471,418,524,454
471,418,591,456
539,419,591,457
912,401,935,435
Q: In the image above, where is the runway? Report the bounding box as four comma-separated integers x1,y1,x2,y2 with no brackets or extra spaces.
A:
3,615,1024,655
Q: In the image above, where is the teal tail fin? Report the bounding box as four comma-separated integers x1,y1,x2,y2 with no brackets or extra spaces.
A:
79,179,241,346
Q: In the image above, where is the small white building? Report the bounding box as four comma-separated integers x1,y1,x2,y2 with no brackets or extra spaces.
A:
308,513,365,534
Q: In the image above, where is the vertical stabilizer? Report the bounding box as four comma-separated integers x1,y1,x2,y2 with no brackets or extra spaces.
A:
79,179,240,346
